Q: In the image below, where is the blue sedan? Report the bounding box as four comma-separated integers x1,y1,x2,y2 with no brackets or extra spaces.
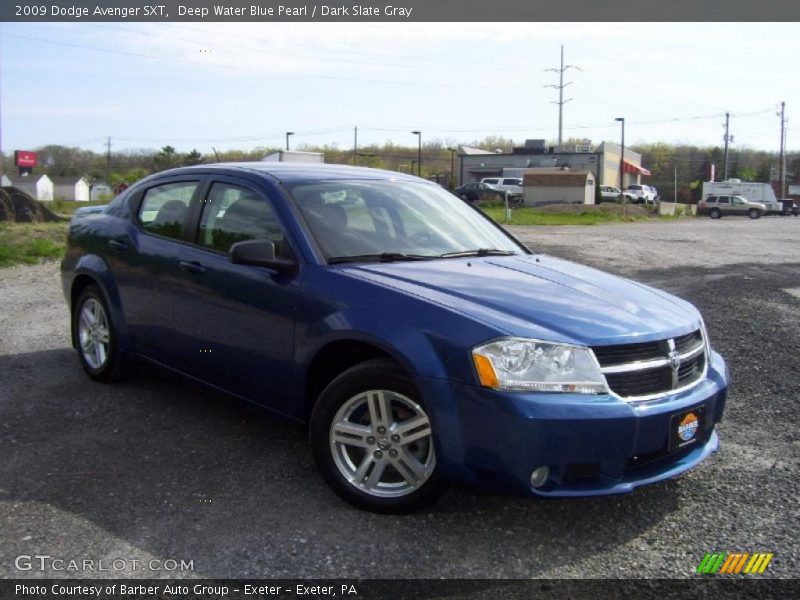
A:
61,162,728,512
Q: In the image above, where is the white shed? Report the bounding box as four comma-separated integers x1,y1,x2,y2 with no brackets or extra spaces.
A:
90,181,112,201
52,176,91,201
1,174,54,201
522,169,596,206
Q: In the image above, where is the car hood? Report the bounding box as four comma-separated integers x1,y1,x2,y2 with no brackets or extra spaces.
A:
339,254,701,346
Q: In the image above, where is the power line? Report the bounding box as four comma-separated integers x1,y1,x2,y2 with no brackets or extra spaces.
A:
86,23,504,74
1,32,464,88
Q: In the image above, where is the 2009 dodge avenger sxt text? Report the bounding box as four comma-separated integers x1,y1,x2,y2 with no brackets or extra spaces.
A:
61,163,728,512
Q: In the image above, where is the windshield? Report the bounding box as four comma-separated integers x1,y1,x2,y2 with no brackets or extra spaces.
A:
288,180,524,262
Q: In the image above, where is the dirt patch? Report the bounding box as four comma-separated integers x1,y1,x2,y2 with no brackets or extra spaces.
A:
0,187,64,223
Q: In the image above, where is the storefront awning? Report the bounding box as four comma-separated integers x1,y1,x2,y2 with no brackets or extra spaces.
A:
623,160,651,176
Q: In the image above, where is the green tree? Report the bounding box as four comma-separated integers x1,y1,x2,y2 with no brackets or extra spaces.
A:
153,146,179,172
183,149,204,166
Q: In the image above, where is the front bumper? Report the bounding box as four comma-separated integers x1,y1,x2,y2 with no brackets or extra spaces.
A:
420,350,728,497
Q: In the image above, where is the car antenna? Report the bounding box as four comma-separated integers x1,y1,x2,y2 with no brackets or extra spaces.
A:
212,146,222,163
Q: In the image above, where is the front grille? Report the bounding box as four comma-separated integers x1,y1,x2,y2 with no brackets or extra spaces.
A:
674,330,703,354
592,341,664,367
592,330,706,400
605,366,670,396
678,353,706,384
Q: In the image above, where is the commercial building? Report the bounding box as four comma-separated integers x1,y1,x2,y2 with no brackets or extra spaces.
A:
457,139,650,190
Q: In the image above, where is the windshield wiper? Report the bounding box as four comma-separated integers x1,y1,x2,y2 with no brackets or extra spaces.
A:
328,252,436,265
439,248,517,259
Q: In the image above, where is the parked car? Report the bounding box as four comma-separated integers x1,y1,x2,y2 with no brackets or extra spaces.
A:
74,204,108,216
698,195,765,219
480,177,523,196
454,181,506,203
62,163,728,513
598,185,622,202
778,199,800,216
624,184,656,204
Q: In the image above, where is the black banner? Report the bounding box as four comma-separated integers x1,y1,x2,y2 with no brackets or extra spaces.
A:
3,0,800,22
2,580,800,600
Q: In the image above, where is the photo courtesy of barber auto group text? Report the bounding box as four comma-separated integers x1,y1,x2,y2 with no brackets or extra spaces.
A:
1,1,799,598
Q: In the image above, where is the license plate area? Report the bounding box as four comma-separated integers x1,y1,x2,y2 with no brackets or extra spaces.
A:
669,406,705,452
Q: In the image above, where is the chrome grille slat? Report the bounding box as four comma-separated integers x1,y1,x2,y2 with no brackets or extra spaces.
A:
592,330,706,401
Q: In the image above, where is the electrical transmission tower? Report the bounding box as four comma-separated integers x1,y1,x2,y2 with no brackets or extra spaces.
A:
544,45,581,147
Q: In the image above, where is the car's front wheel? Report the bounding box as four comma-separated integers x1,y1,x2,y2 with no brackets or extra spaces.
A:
748,208,762,219
309,359,447,513
72,284,127,382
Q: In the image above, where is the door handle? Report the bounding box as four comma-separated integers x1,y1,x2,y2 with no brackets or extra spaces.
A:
108,240,128,251
179,260,206,274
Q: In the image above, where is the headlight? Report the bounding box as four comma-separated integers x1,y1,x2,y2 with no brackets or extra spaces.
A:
472,338,607,393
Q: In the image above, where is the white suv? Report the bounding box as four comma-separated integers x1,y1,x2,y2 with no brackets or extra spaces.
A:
624,184,656,204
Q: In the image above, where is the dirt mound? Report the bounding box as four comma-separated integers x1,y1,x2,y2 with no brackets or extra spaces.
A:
0,187,64,223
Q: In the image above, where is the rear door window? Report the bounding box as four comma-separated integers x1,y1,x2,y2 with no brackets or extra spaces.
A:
718,196,730,204
138,181,198,240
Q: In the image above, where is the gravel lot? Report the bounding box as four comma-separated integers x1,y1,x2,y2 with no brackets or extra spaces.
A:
1,217,798,580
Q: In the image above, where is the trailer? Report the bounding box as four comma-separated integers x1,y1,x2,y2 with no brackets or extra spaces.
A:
701,180,785,214
262,150,324,163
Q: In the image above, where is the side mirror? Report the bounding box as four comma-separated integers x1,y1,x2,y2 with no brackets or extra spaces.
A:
230,240,297,274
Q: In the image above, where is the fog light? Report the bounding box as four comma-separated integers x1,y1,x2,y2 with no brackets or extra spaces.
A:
530,466,550,489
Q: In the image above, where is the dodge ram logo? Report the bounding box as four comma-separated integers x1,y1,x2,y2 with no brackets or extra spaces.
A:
668,350,681,370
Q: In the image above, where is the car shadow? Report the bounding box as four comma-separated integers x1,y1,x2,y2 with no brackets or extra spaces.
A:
1,348,685,579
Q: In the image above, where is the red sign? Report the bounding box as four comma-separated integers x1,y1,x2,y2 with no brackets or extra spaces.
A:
14,151,37,168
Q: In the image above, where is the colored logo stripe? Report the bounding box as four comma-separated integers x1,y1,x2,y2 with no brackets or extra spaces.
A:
744,553,773,574
697,552,773,574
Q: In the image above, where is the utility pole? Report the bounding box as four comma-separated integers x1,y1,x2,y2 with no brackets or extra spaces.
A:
778,102,786,198
674,166,678,203
105,137,111,184
544,45,581,147
722,112,731,180
353,126,358,166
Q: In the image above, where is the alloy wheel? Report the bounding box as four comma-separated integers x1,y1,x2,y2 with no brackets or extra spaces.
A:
77,297,111,370
329,389,436,498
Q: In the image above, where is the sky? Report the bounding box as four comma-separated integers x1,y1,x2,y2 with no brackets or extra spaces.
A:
1,22,798,156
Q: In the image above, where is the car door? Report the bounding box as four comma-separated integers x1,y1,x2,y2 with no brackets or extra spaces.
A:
730,196,747,215
170,177,301,412
717,196,731,214
110,176,205,362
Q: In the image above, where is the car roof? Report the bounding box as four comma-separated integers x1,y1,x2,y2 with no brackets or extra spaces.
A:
142,162,429,186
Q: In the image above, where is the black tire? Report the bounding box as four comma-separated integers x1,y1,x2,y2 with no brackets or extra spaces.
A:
709,208,722,219
748,208,762,220
72,284,127,382
309,358,448,513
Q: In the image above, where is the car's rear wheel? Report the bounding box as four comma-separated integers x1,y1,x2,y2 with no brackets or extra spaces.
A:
748,208,762,219
73,284,126,382
309,358,447,513
709,208,722,219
